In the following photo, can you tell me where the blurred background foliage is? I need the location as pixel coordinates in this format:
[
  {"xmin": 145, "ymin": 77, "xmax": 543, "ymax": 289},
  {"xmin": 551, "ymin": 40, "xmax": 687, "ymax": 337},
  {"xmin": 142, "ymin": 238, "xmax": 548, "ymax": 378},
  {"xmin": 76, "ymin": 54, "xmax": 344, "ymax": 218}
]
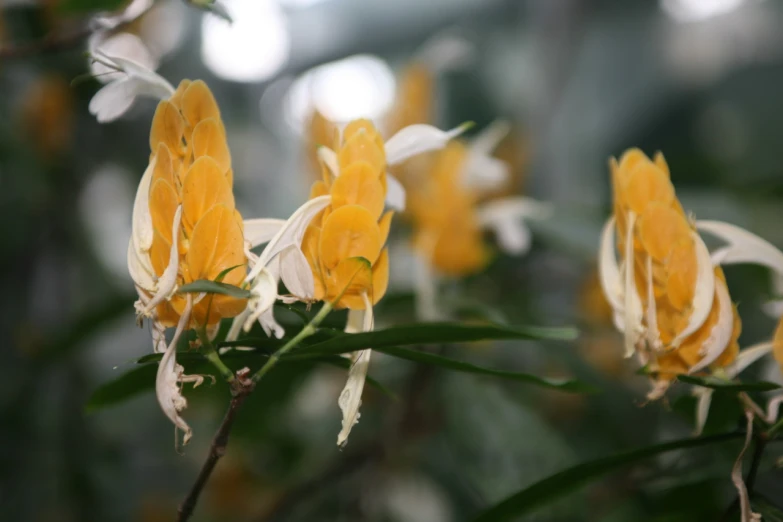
[{"xmin": 3, "ymin": 0, "xmax": 783, "ymax": 521}]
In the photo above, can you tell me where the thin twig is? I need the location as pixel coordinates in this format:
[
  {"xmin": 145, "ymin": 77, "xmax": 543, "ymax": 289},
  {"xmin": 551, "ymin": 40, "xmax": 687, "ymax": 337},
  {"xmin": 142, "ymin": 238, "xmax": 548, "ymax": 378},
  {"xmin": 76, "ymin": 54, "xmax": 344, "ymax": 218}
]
[{"xmin": 177, "ymin": 375, "xmax": 255, "ymax": 522}]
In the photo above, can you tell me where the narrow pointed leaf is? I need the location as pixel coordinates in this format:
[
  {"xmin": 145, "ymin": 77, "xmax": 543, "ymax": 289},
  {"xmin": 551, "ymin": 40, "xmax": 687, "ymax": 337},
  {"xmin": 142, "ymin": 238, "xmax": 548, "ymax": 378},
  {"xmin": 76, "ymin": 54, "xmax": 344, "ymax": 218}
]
[
  {"xmin": 677, "ymin": 375, "xmax": 781, "ymax": 392},
  {"xmin": 370, "ymin": 345, "xmax": 594, "ymax": 393},
  {"xmin": 221, "ymin": 322, "xmax": 578, "ymax": 356},
  {"xmin": 178, "ymin": 279, "xmax": 252, "ymax": 299},
  {"xmin": 472, "ymin": 433, "xmax": 744, "ymax": 522}
]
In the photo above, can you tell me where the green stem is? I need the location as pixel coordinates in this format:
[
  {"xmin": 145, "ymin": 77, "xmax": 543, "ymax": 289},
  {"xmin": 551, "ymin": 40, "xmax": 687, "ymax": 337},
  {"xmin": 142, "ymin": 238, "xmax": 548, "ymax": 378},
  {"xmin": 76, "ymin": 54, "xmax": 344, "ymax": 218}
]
[
  {"xmin": 197, "ymin": 327, "xmax": 235, "ymax": 383},
  {"xmin": 252, "ymin": 302, "xmax": 333, "ymax": 384}
]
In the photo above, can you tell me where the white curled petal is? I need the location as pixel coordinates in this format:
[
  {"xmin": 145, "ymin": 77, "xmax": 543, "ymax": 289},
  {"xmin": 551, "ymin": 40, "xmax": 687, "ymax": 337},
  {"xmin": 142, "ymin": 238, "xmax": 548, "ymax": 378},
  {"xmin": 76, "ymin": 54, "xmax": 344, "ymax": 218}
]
[
  {"xmin": 279, "ymin": 246, "xmax": 315, "ymax": 300},
  {"xmin": 318, "ymin": 147, "xmax": 339, "ymax": 177},
  {"xmin": 385, "ymin": 123, "xmax": 470, "ymax": 166},
  {"xmin": 142, "ymin": 206, "xmax": 182, "ymax": 314},
  {"xmin": 623, "ymin": 212, "xmax": 644, "ymax": 358},
  {"xmin": 671, "ymin": 232, "xmax": 716, "ymax": 347},
  {"xmin": 337, "ymin": 293, "xmax": 374, "ymax": 446},
  {"xmin": 384, "ymin": 173, "xmax": 406, "ymax": 212},
  {"xmin": 731, "ymin": 411, "xmax": 761, "ymax": 522},
  {"xmin": 765, "ymin": 394, "xmax": 783, "ymax": 424},
  {"xmin": 131, "ymin": 158, "xmax": 155, "ymax": 253},
  {"xmin": 244, "ymin": 267, "xmax": 279, "ymax": 332},
  {"xmin": 693, "ymin": 387, "xmax": 713, "ymax": 436},
  {"xmin": 243, "ymin": 218, "xmax": 286, "ymax": 248},
  {"xmin": 90, "ymin": 33, "xmax": 156, "ymax": 80},
  {"xmin": 697, "ymin": 220, "xmax": 783, "ymax": 275},
  {"xmin": 598, "ymin": 217, "xmax": 624, "ymax": 315},
  {"xmin": 226, "ymin": 308, "xmax": 251, "ymax": 343},
  {"xmin": 89, "ymin": 79, "xmax": 138, "ymax": 123},
  {"xmin": 689, "ymin": 278, "xmax": 734, "ymax": 373},
  {"xmin": 155, "ymin": 298, "xmax": 193, "ymax": 445},
  {"xmin": 127, "ymin": 239, "xmax": 156, "ymax": 292},
  {"xmin": 259, "ymin": 307, "xmax": 285, "ymax": 339},
  {"xmin": 416, "ymin": 33, "xmax": 475, "ymax": 73},
  {"xmin": 727, "ymin": 342, "xmax": 774, "ymax": 378},
  {"xmin": 247, "ymin": 196, "xmax": 331, "ymax": 282}
]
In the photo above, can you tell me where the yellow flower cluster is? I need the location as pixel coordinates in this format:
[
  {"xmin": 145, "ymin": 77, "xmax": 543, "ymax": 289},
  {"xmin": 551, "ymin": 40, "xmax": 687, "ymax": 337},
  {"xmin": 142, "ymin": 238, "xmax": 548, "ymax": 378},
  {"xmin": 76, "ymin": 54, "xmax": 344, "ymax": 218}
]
[
  {"xmin": 302, "ymin": 119, "xmax": 392, "ymax": 309},
  {"xmin": 146, "ymin": 80, "xmax": 247, "ymax": 327},
  {"xmin": 610, "ymin": 149, "xmax": 740, "ymax": 385}
]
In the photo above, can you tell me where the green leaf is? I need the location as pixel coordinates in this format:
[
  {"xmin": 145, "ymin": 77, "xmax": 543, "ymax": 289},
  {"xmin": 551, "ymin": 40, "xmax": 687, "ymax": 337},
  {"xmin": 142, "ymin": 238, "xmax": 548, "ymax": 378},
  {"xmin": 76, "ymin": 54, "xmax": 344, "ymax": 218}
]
[
  {"xmin": 677, "ymin": 375, "xmax": 781, "ymax": 392},
  {"xmin": 85, "ymin": 364, "xmax": 158, "ymax": 413},
  {"xmin": 372, "ymin": 345, "xmax": 594, "ymax": 393},
  {"xmin": 178, "ymin": 279, "xmax": 252, "ymax": 299},
  {"xmin": 215, "ymin": 264, "xmax": 243, "ymax": 283},
  {"xmin": 471, "ymin": 432, "xmax": 744, "ymax": 522},
  {"xmin": 58, "ymin": 0, "xmax": 126, "ymax": 14},
  {"xmin": 222, "ymin": 322, "xmax": 578, "ymax": 357}
]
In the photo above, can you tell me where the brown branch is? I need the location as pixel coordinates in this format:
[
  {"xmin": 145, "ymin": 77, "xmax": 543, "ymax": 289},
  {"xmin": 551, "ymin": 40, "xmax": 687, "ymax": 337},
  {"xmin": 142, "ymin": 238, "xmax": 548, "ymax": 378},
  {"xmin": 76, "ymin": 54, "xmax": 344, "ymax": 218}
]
[
  {"xmin": 177, "ymin": 375, "xmax": 255, "ymax": 522},
  {"xmin": 0, "ymin": 23, "xmax": 92, "ymax": 60}
]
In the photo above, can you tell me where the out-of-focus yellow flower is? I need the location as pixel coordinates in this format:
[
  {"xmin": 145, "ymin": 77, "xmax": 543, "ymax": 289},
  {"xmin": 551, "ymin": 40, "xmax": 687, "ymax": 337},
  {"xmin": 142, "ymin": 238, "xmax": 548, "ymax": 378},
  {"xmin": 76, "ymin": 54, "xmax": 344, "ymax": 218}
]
[
  {"xmin": 19, "ymin": 75, "xmax": 74, "ymax": 159},
  {"xmin": 600, "ymin": 148, "xmax": 741, "ymax": 396}
]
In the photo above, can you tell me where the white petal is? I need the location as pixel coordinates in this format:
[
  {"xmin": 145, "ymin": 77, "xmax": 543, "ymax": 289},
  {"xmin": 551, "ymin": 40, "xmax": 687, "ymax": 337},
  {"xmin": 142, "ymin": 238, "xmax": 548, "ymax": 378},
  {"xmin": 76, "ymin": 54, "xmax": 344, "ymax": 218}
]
[
  {"xmin": 470, "ymin": 120, "xmax": 511, "ymax": 156},
  {"xmin": 142, "ymin": 205, "xmax": 182, "ymax": 315},
  {"xmin": 131, "ymin": 158, "xmax": 155, "ymax": 253},
  {"xmin": 461, "ymin": 120, "xmax": 511, "ymax": 191},
  {"xmin": 623, "ymin": 212, "xmax": 643, "ymax": 358},
  {"xmin": 89, "ymin": 79, "xmax": 138, "ymax": 123},
  {"xmin": 416, "ymin": 32, "xmax": 475, "ymax": 73},
  {"xmin": 155, "ymin": 299, "xmax": 193, "ymax": 445},
  {"xmin": 477, "ymin": 197, "xmax": 553, "ymax": 255},
  {"xmin": 413, "ymin": 235, "xmax": 443, "ymax": 321},
  {"xmin": 337, "ymin": 293, "xmax": 374, "ymax": 446},
  {"xmin": 246, "ymin": 195, "xmax": 331, "ymax": 282},
  {"xmin": 127, "ymin": 239, "xmax": 155, "ymax": 292},
  {"xmin": 727, "ymin": 342, "xmax": 774, "ymax": 378},
  {"xmin": 731, "ymin": 411, "xmax": 761, "ymax": 522},
  {"xmin": 258, "ymin": 307, "xmax": 286, "ymax": 339},
  {"xmin": 693, "ymin": 387, "xmax": 713, "ymax": 436},
  {"xmin": 318, "ymin": 147, "xmax": 339, "ymax": 177},
  {"xmin": 226, "ymin": 308, "xmax": 251, "ymax": 342},
  {"xmin": 243, "ymin": 218, "xmax": 286, "ymax": 248},
  {"xmin": 462, "ymin": 154, "xmax": 509, "ymax": 192},
  {"xmin": 385, "ymin": 173, "xmax": 406, "ymax": 212},
  {"xmin": 689, "ymin": 277, "xmax": 735, "ymax": 373},
  {"xmin": 344, "ymin": 309, "xmax": 365, "ymax": 334},
  {"xmin": 90, "ymin": 32, "xmax": 156, "ymax": 82},
  {"xmin": 671, "ymin": 232, "xmax": 715, "ymax": 347},
  {"xmin": 243, "ymin": 267, "xmax": 280, "ymax": 333},
  {"xmin": 598, "ymin": 217, "xmax": 624, "ymax": 314},
  {"xmin": 385, "ymin": 123, "xmax": 470, "ymax": 166},
  {"xmin": 764, "ymin": 394, "xmax": 783, "ymax": 424},
  {"xmin": 698, "ymin": 220, "xmax": 783, "ymax": 275},
  {"xmin": 763, "ymin": 299, "xmax": 783, "ymax": 318},
  {"xmin": 279, "ymin": 246, "xmax": 315, "ymax": 300}
]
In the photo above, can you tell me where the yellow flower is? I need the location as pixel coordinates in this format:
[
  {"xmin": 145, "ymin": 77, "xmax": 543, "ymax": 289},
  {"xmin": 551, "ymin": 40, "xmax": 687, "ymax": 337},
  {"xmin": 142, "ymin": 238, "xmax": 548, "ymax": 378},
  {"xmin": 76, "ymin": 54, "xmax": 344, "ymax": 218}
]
[
  {"xmin": 127, "ymin": 79, "xmax": 247, "ymax": 444},
  {"xmin": 600, "ymin": 148, "xmax": 741, "ymax": 397}
]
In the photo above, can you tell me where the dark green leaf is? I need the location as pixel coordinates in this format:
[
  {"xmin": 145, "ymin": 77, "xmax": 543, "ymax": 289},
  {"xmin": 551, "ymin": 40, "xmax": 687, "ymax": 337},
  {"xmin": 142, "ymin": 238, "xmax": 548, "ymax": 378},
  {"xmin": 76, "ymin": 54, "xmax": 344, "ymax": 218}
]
[
  {"xmin": 677, "ymin": 375, "xmax": 781, "ymax": 392},
  {"xmin": 58, "ymin": 0, "xmax": 126, "ymax": 14},
  {"xmin": 85, "ymin": 364, "xmax": 157, "ymax": 413},
  {"xmin": 223, "ymin": 322, "xmax": 578, "ymax": 357},
  {"xmin": 471, "ymin": 433, "xmax": 744, "ymax": 522},
  {"xmin": 178, "ymin": 279, "xmax": 252, "ymax": 299},
  {"xmin": 372, "ymin": 345, "xmax": 594, "ymax": 393},
  {"xmin": 753, "ymin": 496, "xmax": 783, "ymax": 522},
  {"xmin": 215, "ymin": 264, "xmax": 244, "ymax": 282}
]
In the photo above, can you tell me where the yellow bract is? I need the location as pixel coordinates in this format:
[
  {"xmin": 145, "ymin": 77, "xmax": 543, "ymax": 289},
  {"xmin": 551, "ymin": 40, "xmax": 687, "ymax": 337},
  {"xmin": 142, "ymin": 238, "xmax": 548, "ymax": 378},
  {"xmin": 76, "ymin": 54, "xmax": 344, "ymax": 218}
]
[
  {"xmin": 147, "ymin": 80, "xmax": 246, "ymax": 327},
  {"xmin": 408, "ymin": 141, "xmax": 489, "ymax": 277},
  {"xmin": 303, "ymin": 119, "xmax": 391, "ymax": 309},
  {"xmin": 611, "ymin": 149, "xmax": 740, "ymax": 382}
]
